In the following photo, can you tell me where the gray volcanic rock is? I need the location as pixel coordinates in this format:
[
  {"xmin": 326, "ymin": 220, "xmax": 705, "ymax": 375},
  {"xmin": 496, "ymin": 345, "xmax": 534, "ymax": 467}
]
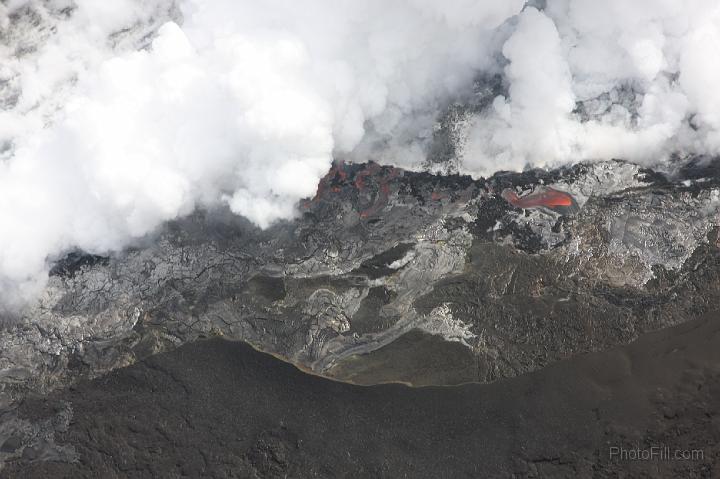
[
  {"xmin": 0, "ymin": 158, "xmax": 719, "ymax": 415},
  {"xmin": 4, "ymin": 3, "xmax": 720, "ymax": 476},
  {"xmin": 1, "ymin": 313, "xmax": 719, "ymax": 478}
]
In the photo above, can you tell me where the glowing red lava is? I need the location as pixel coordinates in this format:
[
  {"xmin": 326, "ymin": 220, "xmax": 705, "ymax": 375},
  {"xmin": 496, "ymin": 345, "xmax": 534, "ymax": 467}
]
[
  {"xmin": 501, "ymin": 187, "xmax": 576, "ymax": 212},
  {"xmin": 302, "ymin": 161, "xmax": 402, "ymax": 218}
]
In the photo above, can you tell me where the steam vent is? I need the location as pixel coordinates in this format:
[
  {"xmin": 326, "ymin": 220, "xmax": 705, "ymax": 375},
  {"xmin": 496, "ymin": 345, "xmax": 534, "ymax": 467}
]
[{"xmin": 1, "ymin": 1, "xmax": 720, "ymax": 477}]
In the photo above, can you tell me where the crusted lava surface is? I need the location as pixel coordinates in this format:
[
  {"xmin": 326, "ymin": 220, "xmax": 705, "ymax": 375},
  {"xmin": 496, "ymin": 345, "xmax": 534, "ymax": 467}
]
[{"xmin": 0, "ymin": 157, "xmax": 719, "ymax": 469}]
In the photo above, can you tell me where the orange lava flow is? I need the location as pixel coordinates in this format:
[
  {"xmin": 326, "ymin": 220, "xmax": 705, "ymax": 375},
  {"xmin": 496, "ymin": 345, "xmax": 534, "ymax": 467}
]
[
  {"xmin": 302, "ymin": 162, "xmax": 401, "ymax": 217},
  {"xmin": 501, "ymin": 187, "xmax": 574, "ymax": 209}
]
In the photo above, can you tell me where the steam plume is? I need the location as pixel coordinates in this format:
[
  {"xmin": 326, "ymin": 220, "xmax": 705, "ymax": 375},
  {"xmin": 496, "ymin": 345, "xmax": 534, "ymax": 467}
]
[{"xmin": 1, "ymin": 0, "xmax": 720, "ymax": 301}]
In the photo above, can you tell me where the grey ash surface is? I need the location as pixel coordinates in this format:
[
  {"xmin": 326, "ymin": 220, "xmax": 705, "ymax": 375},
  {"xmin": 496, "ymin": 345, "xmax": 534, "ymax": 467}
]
[{"xmin": 2, "ymin": 313, "xmax": 719, "ymax": 478}]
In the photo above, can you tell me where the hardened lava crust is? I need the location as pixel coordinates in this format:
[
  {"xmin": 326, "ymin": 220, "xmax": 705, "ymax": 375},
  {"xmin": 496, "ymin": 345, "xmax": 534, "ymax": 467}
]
[
  {"xmin": 0, "ymin": 157, "xmax": 718, "ymax": 472},
  {"xmin": 2, "ymin": 158, "xmax": 720, "ymax": 401}
]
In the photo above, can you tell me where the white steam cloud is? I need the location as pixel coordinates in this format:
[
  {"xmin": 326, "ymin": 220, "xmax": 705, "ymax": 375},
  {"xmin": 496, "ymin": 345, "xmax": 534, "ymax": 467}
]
[
  {"xmin": 1, "ymin": 0, "xmax": 720, "ymax": 301},
  {"xmin": 0, "ymin": 0, "xmax": 522, "ymax": 301},
  {"xmin": 462, "ymin": 1, "xmax": 720, "ymax": 175}
]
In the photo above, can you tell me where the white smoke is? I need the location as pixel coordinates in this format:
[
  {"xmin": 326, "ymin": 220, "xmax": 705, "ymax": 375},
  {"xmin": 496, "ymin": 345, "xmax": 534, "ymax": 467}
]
[
  {"xmin": 2, "ymin": 0, "xmax": 720, "ymax": 302},
  {"xmin": 461, "ymin": 1, "xmax": 720, "ymax": 175},
  {"xmin": 0, "ymin": 0, "xmax": 522, "ymax": 301}
]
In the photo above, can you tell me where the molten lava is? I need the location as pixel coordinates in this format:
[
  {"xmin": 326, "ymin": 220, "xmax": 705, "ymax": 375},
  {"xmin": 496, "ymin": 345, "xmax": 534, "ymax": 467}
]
[
  {"xmin": 302, "ymin": 161, "xmax": 402, "ymax": 218},
  {"xmin": 501, "ymin": 187, "xmax": 577, "ymax": 213}
]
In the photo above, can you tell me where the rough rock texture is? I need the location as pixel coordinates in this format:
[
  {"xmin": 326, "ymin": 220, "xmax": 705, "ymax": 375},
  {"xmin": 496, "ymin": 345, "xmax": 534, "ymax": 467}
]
[
  {"xmin": 1, "ymin": 158, "xmax": 720, "ymax": 403},
  {"xmin": 4, "ymin": 3, "xmax": 720, "ymax": 398},
  {"xmin": 4, "ymin": 4, "xmax": 720, "ymax": 476},
  {"xmin": 0, "ymin": 157, "xmax": 720, "ymax": 469},
  {"xmin": 1, "ymin": 313, "xmax": 718, "ymax": 478}
]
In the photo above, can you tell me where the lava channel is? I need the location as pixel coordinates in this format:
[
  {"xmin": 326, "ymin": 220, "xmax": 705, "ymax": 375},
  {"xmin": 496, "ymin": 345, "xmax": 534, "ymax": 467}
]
[{"xmin": 501, "ymin": 187, "xmax": 579, "ymax": 215}]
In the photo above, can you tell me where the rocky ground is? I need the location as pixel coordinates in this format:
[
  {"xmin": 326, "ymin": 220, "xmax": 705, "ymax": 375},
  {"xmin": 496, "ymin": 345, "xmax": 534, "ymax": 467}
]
[
  {"xmin": 4, "ymin": 4, "xmax": 720, "ymax": 477},
  {"xmin": 0, "ymin": 151, "xmax": 720, "ymax": 473},
  {"xmin": 2, "ymin": 157, "xmax": 720, "ymax": 397},
  {"xmin": 0, "ymin": 312, "xmax": 717, "ymax": 478}
]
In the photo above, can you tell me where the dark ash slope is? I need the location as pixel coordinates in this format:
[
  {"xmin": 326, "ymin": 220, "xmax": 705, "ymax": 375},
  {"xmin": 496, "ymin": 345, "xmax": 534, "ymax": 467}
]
[{"xmin": 3, "ymin": 313, "xmax": 719, "ymax": 478}]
